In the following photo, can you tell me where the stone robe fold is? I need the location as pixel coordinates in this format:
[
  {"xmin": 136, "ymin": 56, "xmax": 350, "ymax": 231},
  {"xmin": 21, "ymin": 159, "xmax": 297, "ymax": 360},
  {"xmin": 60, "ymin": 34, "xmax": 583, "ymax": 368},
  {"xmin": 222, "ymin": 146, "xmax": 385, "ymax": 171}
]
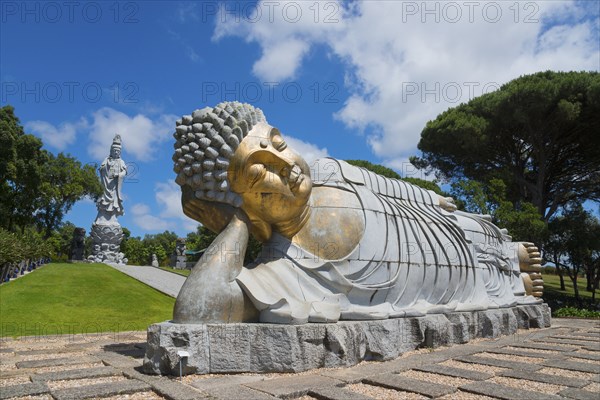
[{"xmin": 237, "ymin": 159, "xmax": 533, "ymax": 324}]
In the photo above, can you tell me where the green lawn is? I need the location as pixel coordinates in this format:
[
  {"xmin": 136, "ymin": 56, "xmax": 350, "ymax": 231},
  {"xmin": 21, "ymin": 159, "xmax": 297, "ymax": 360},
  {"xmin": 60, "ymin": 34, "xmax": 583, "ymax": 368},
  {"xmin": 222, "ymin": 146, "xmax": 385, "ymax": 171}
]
[
  {"xmin": 541, "ymin": 273, "xmax": 599, "ymax": 316},
  {"xmin": 543, "ymin": 273, "xmax": 596, "ymax": 300},
  {"xmin": 0, "ymin": 263, "xmax": 175, "ymax": 337},
  {"xmin": 159, "ymin": 266, "xmax": 191, "ymax": 277}
]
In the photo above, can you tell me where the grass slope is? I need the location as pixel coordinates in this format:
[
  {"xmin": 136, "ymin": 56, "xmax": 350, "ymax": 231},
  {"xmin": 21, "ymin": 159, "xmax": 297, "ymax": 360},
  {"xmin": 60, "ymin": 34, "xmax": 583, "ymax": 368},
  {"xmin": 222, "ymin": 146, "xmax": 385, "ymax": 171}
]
[
  {"xmin": 543, "ymin": 274, "xmax": 595, "ymax": 299},
  {"xmin": 0, "ymin": 263, "xmax": 174, "ymax": 337},
  {"xmin": 159, "ymin": 266, "xmax": 191, "ymax": 277}
]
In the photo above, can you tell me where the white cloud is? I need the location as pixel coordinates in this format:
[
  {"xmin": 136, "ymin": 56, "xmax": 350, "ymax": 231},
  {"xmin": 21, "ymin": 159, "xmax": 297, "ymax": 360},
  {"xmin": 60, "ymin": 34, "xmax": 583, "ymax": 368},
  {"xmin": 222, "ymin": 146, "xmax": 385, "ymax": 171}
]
[
  {"xmin": 87, "ymin": 107, "xmax": 177, "ymax": 162},
  {"xmin": 214, "ymin": 0, "xmax": 599, "ymax": 161},
  {"xmin": 155, "ymin": 180, "xmax": 198, "ymax": 232},
  {"xmin": 285, "ymin": 136, "xmax": 329, "ymax": 165},
  {"xmin": 130, "ymin": 182, "xmax": 198, "ymax": 234},
  {"xmin": 131, "ymin": 202, "xmax": 172, "ymax": 232},
  {"xmin": 26, "ymin": 118, "xmax": 86, "ymax": 150},
  {"xmin": 27, "ymin": 108, "xmax": 178, "ymax": 162},
  {"xmin": 253, "ymin": 39, "xmax": 310, "ymax": 81},
  {"xmin": 213, "ymin": 0, "xmax": 344, "ymax": 81}
]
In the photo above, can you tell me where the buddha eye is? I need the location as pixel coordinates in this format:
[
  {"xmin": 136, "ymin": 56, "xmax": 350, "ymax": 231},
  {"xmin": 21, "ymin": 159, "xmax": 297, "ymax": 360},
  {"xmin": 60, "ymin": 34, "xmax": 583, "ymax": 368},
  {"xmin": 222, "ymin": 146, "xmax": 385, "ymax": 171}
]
[{"xmin": 270, "ymin": 130, "xmax": 287, "ymax": 152}]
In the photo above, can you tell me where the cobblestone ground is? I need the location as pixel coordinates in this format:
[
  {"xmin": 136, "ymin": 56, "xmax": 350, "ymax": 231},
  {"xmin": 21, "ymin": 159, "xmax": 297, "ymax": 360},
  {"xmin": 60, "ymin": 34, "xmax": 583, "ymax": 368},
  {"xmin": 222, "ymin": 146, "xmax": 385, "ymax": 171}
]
[{"xmin": 0, "ymin": 318, "xmax": 598, "ymax": 400}]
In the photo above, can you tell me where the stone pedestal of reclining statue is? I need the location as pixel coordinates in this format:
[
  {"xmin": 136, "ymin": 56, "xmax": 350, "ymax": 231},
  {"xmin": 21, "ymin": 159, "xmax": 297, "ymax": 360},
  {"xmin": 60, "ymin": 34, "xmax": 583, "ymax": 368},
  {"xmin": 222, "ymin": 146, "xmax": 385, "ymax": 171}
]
[{"xmin": 144, "ymin": 102, "xmax": 548, "ymax": 375}]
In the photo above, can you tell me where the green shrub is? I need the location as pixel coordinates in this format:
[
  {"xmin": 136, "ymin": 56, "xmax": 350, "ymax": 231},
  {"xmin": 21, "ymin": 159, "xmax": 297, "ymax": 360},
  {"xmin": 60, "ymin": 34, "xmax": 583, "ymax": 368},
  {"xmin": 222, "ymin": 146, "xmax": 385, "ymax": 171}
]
[{"xmin": 554, "ymin": 307, "xmax": 600, "ymax": 318}]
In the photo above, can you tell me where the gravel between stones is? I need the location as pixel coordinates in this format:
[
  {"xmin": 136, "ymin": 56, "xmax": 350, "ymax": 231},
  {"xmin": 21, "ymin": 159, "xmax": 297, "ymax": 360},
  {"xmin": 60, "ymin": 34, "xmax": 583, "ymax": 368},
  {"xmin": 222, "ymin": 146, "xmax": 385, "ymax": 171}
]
[
  {"xmin": 479, "ymin": 352, "xmax": 545, "ymax": 364},
  {"xmin": 87, "ymin": 391, "xmax": 165, "ymax": 399},
  {"xmin": 400, "ymin": 369, "xmax": 472, "ymax": 388},
  {"xmin": 18, "ymin": 352, "xmax": 87, "ymax": 362},
  {"xmin": 502, "ymin": 346, "xmax": 563, "ymax": 355},
  {"xmin": 439, "ymin": 360, "xmax": 507, "ymax": 374},
  {"xmin": 32, "ymin": 362, "xmax": 104, "ymax": 374},
  {"xmin": 489, "ymin": 376, "xmax": 565, "ymax": 395},
  {"xmin": 437, "ymin": 390, "xmax": 496, "ymax": 400},
  {"xmin": 0, "ymin": 375, "xmax": 31, "ymax": 387},
  {"xmin": 347, "ymin": 383, "xmax": 427, "ymax": 399},
  {"xmin": 577, "ymin": 348, "xmax": 600, "ymax": 354},
  {"xmin": 46, "ymin": 376, "xmax": 128, "ymax": 390},
  {"xmin": 583, "ymin": 382, "xmax": 600, "ymax": 392},
  {"xmin": 568, "ymin": 357, "xmax": 599, "ymax": 364},
  {"xmin": 538, "ymin": 367, "xmax": 598, "ymax": 380}
]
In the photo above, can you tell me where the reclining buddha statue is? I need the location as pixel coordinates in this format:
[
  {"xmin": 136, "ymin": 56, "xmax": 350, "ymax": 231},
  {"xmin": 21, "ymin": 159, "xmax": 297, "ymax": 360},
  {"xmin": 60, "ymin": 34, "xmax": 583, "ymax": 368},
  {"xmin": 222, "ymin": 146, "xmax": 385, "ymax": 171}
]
[{"xmin": 171, "ymin": 102, "xmax": 543, "ymax": 325}]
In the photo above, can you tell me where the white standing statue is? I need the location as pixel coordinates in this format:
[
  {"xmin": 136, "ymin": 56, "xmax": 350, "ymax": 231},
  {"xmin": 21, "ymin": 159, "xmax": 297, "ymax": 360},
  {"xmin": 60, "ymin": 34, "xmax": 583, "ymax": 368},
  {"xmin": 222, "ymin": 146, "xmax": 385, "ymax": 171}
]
[{"xmin": 88, "ymin": 135, "xmax": 128, "ymax": 264}]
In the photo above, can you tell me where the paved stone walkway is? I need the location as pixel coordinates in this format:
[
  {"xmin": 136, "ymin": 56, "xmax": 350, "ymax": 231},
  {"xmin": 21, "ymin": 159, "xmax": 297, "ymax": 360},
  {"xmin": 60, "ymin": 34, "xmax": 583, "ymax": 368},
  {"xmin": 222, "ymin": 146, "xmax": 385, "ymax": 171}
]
[
  {"xmin": 0, "ymin": 318, "xmax": 598, "ymax": 400},
  {"xmin": 107, "ymin": 264, "xmax": 185, "ymax": 298}
]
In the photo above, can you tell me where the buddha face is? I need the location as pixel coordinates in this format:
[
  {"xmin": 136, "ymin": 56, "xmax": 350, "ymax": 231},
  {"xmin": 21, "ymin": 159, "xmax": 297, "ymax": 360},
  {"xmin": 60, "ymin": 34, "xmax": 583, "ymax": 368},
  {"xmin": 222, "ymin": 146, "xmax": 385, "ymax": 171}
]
[
  {"xmin": 110, "ymin": 147, "xmax": 121, "ymax": 159},
  {"xmin": 228, "ymin": 122, "xmax": 312, "ymax": 227}
]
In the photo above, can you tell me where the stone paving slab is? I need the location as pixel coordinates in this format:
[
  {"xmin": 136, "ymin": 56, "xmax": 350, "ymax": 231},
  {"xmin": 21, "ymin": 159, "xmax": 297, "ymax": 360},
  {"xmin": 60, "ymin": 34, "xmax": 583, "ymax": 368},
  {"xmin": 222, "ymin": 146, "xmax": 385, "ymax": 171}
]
[
  {"xmin": 551, "ymin": 335, "xmax": 600, "ymax": 342},
  {"xmin": 582, "ymin": 345, "xmax": 599, "ymax": 352},
  {"xmin": 570, "ymin": 352, "xmax": 600, "ymax": 361},
  {"xmin": 488, "ymin": 346, "xmax": 564, "ymax": 359},
  {"xmin": 0, "ymin": 381, "xmax": 49, "ymax": 400},
  {"xmin": 31, "ymin": 366, "xmax": 119, "ymax": 382},
  {"xmin": 191, "ymin": 375, "xmax": 266, "ymax": 391},
  {"xmin": 51, "ymin": 379, "xmax": 151, "ymax": 400},
  {"xmin": 454, "ymin": 354, "xmax": 542, "ymax": 371},
  {"xmin": 123, "ymin": 368, "xmax": 209, "ymax": 400},
  {"xmin": 0, "ymin": 348, "xmax": 14, "ymax": 354},
  {"xmin": 244, "ymin": 375, "xmax": 343, "ymax": 398},
  {"xmin": 15, "ymin": 347, "xmax": 88, "ymax": 356},
  {"xmin": 15, "ymin": 355, "xmax": 99, "ymax": 369},
  {"xmin": 363, "ymin": 374, "xmax": 456, "ymax": 398},
  {"xmin": 559, "ymin": 387, "xmax": 600, "ymax": 400},
  {"xmin": 308, "ymin": 386, "xmax": 374, "ymax": 400},
  {"xmin": 317, "ymin": 365, "xmax": 392, "ymax": 383},
  {"xmin": 97, "ymin": 351, "xmax": 143, "ymax": 368},
  {"xmin": 202, "ymin": 385, "xmax": 278, "ymax": 399},
  {"xmin": 498, "ymin": 368, "xmax": 589, "ymax": 388},
  {"xmin": 460, "ymin": 381, "xmax": 564, "ymax": 400},
  {"xmin": 569, "ymin": 332, "xmax": 600, "ymax": 338},
  {"xmin": 413, "ymin": 363, "xmax": 493, "ymax": 380},
  {"xmin": 539, "ymin": 338, "xmax": 600, "ymax": 349},
  {"xmin": 542, "ymin": 359, "xmax": 600, "ymax": 374},
  {"xmin": 508, "ymin": 342, "xmax": 576, "ymax": 352}
]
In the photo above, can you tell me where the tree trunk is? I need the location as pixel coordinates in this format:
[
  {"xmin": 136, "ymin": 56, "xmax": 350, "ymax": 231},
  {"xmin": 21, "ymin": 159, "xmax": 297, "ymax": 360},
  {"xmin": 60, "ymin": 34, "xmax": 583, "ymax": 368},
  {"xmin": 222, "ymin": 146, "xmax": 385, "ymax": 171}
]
[
  {"xmin": 553, "ymin": 255, "xmax": 566, "ymax": 291},
  {"xmin": 558, "ymin": 268, "xmax": 566, "ymax": 291},
  {"xmin": 585, "ymin": 269, "xmax": 593, "ymax": 291},
  {"xmin": 592, "ymin": 264, "xmax": 600, "ymax": 303},
  {"xmin": 570, "ymin": 275, "xmax": 582, "ymax": 308}
]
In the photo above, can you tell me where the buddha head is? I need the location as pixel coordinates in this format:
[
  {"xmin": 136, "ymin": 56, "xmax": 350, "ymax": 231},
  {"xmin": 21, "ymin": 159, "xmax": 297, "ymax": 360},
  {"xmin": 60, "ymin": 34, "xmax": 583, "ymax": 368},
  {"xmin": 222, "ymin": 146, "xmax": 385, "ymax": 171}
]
[
  {"xmin": 110, "ymin": 135, "xmax": 122, "ymax": 159},
  {"xmin": 173, "ymin": 102, "xmax": 312, "ymax": 241}
]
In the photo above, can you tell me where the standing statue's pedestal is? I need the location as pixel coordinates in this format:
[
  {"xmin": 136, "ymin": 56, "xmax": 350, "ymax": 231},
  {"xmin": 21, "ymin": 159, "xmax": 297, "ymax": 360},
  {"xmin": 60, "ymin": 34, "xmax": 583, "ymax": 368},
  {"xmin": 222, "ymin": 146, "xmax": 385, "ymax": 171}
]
[
  {"xmin": 89, "ymin": 223, "xmax": 127, "ymax": 264},
  {"xmin": 143, "ymin": 304, "xmax": 551, "ymax": 376}
]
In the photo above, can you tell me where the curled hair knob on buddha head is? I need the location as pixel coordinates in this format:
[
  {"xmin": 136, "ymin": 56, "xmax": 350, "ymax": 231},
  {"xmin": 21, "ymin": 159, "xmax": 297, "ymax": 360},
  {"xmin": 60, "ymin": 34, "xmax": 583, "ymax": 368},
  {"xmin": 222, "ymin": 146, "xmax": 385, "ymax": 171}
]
[{"xmin": 172, "ymin": 102, "xmax": 267, "ymax": 208}]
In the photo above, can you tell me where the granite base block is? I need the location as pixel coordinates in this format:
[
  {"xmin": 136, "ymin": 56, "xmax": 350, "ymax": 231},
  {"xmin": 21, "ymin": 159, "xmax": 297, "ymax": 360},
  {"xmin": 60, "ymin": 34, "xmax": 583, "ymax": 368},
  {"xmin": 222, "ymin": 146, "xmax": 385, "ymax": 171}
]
[{"xmin": 143, "ymin": 304, "xmax": 551, "ymax": 376}]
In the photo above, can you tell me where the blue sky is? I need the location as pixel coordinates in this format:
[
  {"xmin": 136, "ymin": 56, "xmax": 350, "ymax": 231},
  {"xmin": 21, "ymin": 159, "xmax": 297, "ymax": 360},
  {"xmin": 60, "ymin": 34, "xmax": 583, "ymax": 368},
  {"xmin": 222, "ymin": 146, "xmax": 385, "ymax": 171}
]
[{"xmin": 2, "ymin": 0, "xmax": 599, "ymax": 238}]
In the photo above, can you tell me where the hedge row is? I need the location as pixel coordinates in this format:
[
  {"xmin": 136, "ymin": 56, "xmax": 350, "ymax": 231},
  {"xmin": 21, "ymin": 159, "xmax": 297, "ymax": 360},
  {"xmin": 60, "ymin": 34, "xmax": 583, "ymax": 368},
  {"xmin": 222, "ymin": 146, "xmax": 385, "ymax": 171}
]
[{"xmin": 0, "ymin": 228, "xmax": 52, "ymax": 265}]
